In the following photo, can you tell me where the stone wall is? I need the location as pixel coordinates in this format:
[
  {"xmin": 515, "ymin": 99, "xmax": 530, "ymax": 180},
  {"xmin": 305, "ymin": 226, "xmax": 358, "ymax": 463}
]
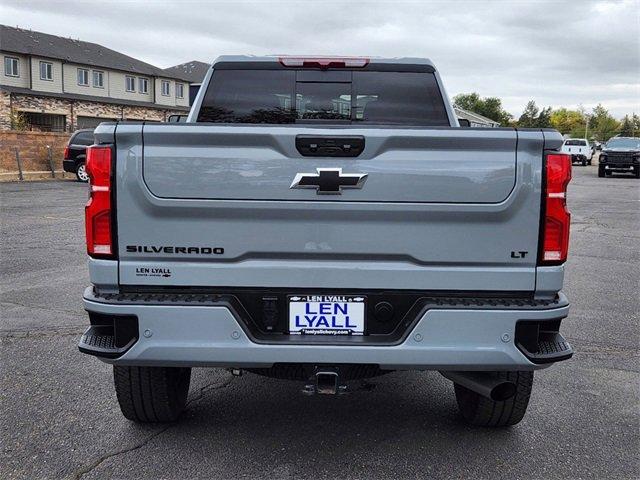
[
  {"xmin": 0, "ymin": 91, "xmax": 187, "ymax": 132},
  {"xmin": 74, "ymin": 100, "xmax": 123, "ymax": 127},
  {"xmin": 0, "ymin": 131, "xmax": 70, "ymax": 177},
  {"xmin": 0, "ymin": 91, "xmax": 11, "ymax": 130},
  {"xmin": 0, "ymin": 91, "xmax": 189, "ymax": 179},
  {"xmin": 122, "ymin": 105, "xmax": 166, "ymax": 121}
]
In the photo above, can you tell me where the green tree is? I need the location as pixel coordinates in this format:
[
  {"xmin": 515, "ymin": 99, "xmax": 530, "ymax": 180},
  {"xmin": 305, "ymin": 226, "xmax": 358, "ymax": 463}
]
[
  {"xmin": 588, "ymin": 104, "xmax": 620, "ymax": 142},
  {"xmin": 592, "ymin": 117, "xmax": 620, "ymax": 142},
  {"xmin": 453, "ymin": 93, "xmax": 513, "ymax": 126},
  {"xmin": 518, "ymin": 101, "xmax": 553, "ymax": 128},
  {"xmin": 550, "ymin": 108, "xmax": 585, "ymax": 135},
  {"xmin": 536, "ymin": 107, "xmax": 553, "ymax": 128},
  {"xmin": 632, "ymin": 114, "xmax": 640, "ymax": 136},
  {"xmin": 588, "ymin": 104, "xmax": 607, "ymax": 129},
  {"xmin": 518, "ymin": 101, "xmax": 539, "ymax": 127},
  {"xmin": 619, "ymin": 114, "xmax": 640, "ymax": 137},
  {"xmin": 619, "ymin": 115, "xmax": 634, "ymax": 136}
]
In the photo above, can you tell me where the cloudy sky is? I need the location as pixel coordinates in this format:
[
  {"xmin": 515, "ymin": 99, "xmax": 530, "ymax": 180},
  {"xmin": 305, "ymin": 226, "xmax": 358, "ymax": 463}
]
[{"xmin": 2, "ymin": 0, "xmax": 639, "ymax": 118}]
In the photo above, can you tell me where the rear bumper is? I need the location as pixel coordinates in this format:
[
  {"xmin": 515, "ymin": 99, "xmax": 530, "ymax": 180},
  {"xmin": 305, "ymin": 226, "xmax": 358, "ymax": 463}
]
[
  {"xmin": 62, "ymin": 159, "xmax": 76, "ymax": 172},
  {"xmin": 80, "ymin": 287, "xmax": 571, "ymax": 371}
]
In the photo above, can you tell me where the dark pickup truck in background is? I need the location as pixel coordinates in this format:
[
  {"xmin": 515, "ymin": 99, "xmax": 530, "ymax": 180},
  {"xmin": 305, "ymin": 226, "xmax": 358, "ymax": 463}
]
[{"xmin": 598, "ymin": 137, "xmax": 640, "ymax": 178}]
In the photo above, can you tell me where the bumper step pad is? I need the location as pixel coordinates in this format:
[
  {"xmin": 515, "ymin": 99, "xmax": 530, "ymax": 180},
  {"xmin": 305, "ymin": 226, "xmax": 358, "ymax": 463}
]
[
  {"xmin": 90, "ymin": 288, "xmax": 567, "ymax": 310},
  {"xmin": 79, "ymin": 325, "xmax": 136, "ymax": 359},
  {"xmin": 517, "ymin": 331, "xmax": 573, "ymax": 364}
]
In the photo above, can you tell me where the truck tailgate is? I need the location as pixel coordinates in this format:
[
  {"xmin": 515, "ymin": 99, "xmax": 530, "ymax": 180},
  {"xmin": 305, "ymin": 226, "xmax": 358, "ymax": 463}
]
[
  {"xmin": 112, "ymin": 124, "xmax": 545, "ymax": 291},
  {"xmin": 141, "ymin": 125, "xmax": 516, "ymax": 203}
]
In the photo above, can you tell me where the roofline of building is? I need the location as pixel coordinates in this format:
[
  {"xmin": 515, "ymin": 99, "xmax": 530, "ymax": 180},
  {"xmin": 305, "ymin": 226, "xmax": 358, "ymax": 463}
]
[
  {"xmin": 1, "ymin": 85, "xmax": 190, "ymax": 111},
  {"xmin": 0, "ymin": 48, "xmax": 191, "ymax": 83},
  {"xmin": 162, "ymin": 60, "xmax": 210, "ymax": 83}
]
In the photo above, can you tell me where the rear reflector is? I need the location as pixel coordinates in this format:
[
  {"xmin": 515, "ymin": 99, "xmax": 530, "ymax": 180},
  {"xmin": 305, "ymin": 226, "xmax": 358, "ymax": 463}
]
[
  {"xmin": 541, "ymin": 153, "xmax": 571, "ymax": 264},
  {"xmin": 278, "ymin": 56, "xmax": 369, "ymax": 69},
  {"xmin": 85, "ymin": 145, "xmax": 114, "ymax": 257}
]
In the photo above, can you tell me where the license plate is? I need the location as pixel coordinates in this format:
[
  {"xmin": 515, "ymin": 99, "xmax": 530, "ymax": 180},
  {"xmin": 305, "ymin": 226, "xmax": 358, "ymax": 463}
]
[{"xmin": 289, "ymin": 295, "xmax": 366, "ymax": 335}]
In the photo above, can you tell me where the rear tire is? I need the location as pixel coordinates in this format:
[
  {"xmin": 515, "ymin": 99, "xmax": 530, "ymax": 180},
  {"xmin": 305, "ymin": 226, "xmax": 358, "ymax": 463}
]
[
  {"xmin": 453, "ymin": 371, "xmax": 533, "ymax": 427},
  {"xmin": 581, "ymin": 159, "xmax": 586, "ymax": 166},
  {"xmin": 113, "ymin": 366, "xmax": 191, "ymax": 423},
  {"xmin": 75, "ymin": 162, "xmax": 89, "ymax": 182},
  {"xmin": 634, "ymin": 167, "xmax": 639, "ymax": 178},
  {"xmin": 598, "ymin": 166, "xmax": 605, "ymax": 177}
]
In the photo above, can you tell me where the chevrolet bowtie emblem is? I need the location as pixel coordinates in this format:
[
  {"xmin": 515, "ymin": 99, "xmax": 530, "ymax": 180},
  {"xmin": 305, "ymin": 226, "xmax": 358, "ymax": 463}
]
[{"xmin": 290, "ymin": 168, "xmax": 368, "ymax": 195}]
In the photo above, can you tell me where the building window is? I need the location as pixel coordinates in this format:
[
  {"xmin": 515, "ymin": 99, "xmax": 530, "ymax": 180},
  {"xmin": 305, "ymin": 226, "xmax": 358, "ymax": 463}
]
[
  {"xmin": 138, "ymin": 77, "xmax": 148, "ymax": 94},
  {"xmin": 4, "ymin": 56, "xmax": 19, "ymax": 77},
  {"xmin": 125, "ymin": 75, "xmax": 135, "ymax": 92},
  {"xmin": 22, "ymin": 112, "xmax": 67, "ymax": 132},
  {"xmin": 176, "ymin": 83, "xmax": 184, "ymax": 99},
  {"xmin": 77, "ymin": 68, "xmax": 89, "ymax": 86},
  {"xmin": 93, "ymin": 70, "xmax": 104, "ymax": 88},
  {"xmin": 161, "ymin": 80, "xmax": 170, "ymax": 96},
  {"xmin": 40, "ymin": 61, "xmax": 53, "ymax": 81}
]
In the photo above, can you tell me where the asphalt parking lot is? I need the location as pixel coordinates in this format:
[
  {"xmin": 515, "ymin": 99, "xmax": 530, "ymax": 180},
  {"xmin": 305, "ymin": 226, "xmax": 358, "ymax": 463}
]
[{"xmin": 1, "ymin": 166, "xmax": 638, "ymax": 480}]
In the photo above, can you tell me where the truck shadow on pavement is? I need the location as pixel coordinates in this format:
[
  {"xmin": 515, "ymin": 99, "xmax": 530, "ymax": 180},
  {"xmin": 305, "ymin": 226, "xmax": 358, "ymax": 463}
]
[{"xmin": 106, "ymin": 368, "xmax": 522, "ymax": 477}]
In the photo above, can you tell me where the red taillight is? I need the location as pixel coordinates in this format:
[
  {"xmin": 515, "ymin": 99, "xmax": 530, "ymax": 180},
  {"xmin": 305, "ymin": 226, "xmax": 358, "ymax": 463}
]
[
  {"xmin": 541, "ymin": 153, "xmax": 572, "ymax": 264},
  {"xmin": 278, "ymin": 56, "xmax": 369, "ymax": 69},
  {"xmin": 85, "ymin": 145, "xmax": 113, "ymax": 257},
  {"xmin": 63, "ymin": 146, "xmax": 70, "ymax": 160}
]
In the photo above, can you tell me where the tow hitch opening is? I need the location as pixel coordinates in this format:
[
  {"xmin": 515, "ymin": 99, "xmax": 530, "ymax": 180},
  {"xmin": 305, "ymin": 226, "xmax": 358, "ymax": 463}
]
[
  {"xmin": 302, "ymin": 367, "xmax": 349, "ymax": 395},
  {"xmin": 316, "ymin": 370, "xmax": 339, "ymax": 394}
]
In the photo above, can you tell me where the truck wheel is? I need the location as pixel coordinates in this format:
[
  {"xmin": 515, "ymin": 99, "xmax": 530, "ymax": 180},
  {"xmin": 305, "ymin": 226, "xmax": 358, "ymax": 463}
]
[
  {"xmin": 581, "ymin": 159, "xmax": 586, "ymax": 166},
  {"xmin": 453, "ymin": 371, "xmax": 533, "ymax": 427},
  {"xmin": 75, "ymin": 162, "xmax": 89, "ymax": 182},
  {"xmin": 113, "ymin": 366, "xmax": 191, "ymax": 423},
  {"xmin": 634, "ymin": 167, "xmax": 639, "ymax": 178},
  {"xmin": 598, "ymin": 166, "xmax": 605, "ymax": 178}
]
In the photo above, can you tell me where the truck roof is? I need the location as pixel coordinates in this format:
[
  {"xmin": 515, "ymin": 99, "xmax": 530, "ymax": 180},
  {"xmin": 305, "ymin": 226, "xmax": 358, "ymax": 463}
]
[{"xmin": 211, "ymin": 55, "xmax": 437, "ymax": 69}]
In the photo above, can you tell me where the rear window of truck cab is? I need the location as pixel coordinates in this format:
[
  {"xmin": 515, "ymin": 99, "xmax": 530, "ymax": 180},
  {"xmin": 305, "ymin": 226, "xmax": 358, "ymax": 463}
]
[
  {"xmin": 196, "ymin": 69, "xmax": 450, "ymax": 126},
  {"xmin": 564, "ymin": 140, "xmax": 587, "ymax": 146}
]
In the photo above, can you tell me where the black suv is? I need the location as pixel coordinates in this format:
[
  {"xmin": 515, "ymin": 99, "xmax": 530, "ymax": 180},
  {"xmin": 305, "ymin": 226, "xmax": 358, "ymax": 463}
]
[
  {"xmin": 63, "ymin": 129, "xmax": 94, "ymax": 182},
  {"xmin": 598, "ymin": 137, "xmax": 640, "ymax": 178}
]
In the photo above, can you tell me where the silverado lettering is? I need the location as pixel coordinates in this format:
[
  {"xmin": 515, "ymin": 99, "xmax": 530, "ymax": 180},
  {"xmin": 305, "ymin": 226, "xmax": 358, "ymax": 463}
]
[{"xmin": 126, "ymin": 245, "xmax": 224, "ymax": 254}]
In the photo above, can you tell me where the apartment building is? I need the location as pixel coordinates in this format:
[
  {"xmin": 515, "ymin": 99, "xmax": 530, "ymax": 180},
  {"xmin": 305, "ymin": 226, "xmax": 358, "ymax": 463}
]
[
  {"xmin": 0, "ymin": 25, "xmax": 191, "ymax": 132},
  {"xmin": 163, "ymin": 60, "xmax": 210, "ymax": 105}
]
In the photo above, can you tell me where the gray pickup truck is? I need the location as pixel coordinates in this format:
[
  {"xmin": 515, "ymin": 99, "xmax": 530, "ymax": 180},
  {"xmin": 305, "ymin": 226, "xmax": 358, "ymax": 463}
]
[{"xmin": 79, "ymin": 56, "xmax": 573, "ymax": 427}]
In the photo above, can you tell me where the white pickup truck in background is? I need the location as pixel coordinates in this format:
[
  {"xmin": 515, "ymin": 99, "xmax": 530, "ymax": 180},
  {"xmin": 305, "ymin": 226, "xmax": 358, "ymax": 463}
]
[{"xmin": 561, "ymin": 138, "xmax": 593, "ymax": 166}]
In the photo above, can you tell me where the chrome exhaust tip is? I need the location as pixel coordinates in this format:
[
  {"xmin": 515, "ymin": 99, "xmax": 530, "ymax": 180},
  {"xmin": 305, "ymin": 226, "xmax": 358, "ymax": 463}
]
[{"xmin": 440, "ymin": 371, "xmax": 517, "ymax": 401}]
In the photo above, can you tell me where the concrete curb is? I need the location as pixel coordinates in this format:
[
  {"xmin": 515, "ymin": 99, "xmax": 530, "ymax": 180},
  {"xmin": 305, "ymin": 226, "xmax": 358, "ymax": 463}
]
[{"xmin": 0, "ymin": 170, "xmax": 75, "ymax": 182}]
